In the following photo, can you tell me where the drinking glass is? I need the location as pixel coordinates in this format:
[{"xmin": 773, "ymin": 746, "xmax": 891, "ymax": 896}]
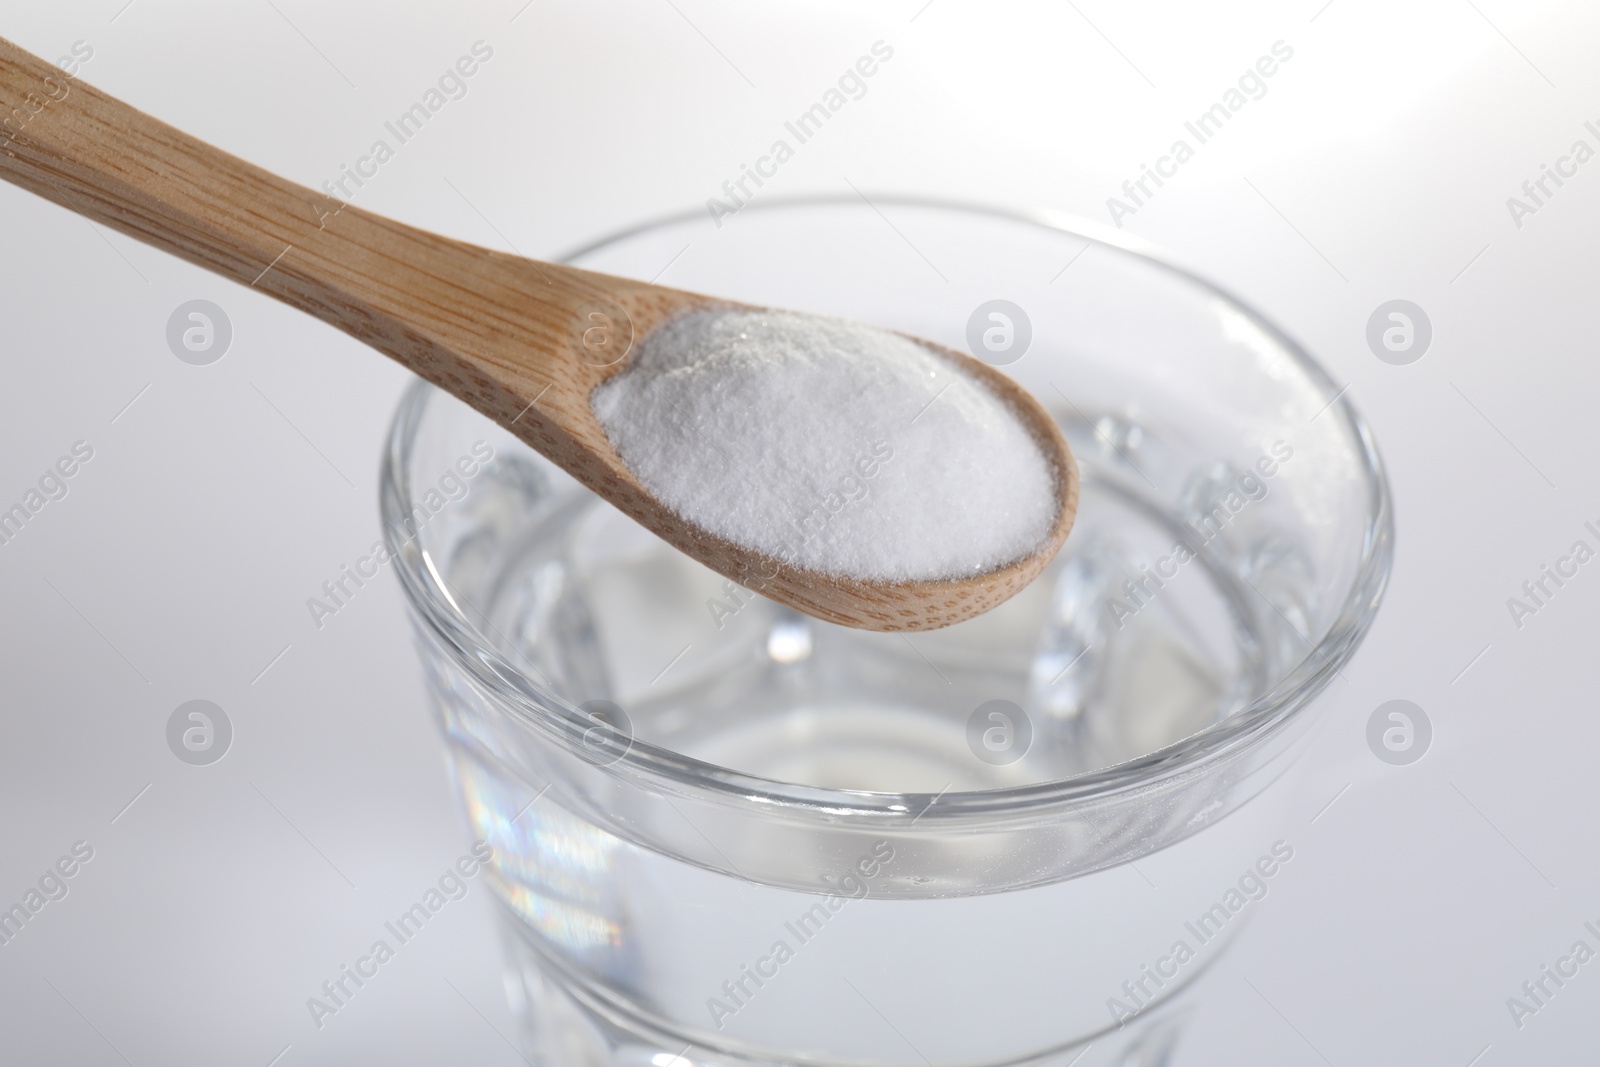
[{"xmin": 381, "ymin": 198, "xmax": 1393, "ymax": 1065}]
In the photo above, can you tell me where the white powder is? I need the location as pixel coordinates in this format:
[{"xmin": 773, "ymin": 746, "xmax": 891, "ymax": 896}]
[{"xmin": 590, "ymin": 309, "xmax": 1058, "ymax": 582}]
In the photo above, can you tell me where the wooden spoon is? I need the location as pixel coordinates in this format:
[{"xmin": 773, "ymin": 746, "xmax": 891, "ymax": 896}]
[{"xmin": 0, "ymin": 37, "xmax": 1077, "ymax": 631}]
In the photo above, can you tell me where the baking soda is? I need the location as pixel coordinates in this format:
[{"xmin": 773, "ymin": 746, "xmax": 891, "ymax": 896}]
[{"xmin": 590, "ymin": 309, "xmax": 1057, "ymax": 582}]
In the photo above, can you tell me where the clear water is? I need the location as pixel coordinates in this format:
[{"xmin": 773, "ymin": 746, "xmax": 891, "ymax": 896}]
[{"xmin": 461, "ymin": 409, "xmax": 1295, "ymax": 796}]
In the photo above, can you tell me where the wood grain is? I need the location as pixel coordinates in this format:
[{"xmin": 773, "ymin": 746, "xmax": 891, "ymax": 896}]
[{"xmin": 0, "ymin": 36, "xmax": 1077, "ymax": 631}]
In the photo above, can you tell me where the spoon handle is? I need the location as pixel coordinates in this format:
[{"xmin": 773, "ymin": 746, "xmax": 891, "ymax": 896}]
[
  {"xmin": 0, "ymin": 35, "xmax": 602, "ymax": 398},
  {"xmin": 0, "ymin": 38, "xmax": 376, "ymax": 301}
]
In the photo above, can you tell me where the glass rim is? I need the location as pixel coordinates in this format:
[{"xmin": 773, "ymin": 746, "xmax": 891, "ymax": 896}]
[{"xmin": 382, "ymin": 193, "xmax": 1395, "ymax": 820}]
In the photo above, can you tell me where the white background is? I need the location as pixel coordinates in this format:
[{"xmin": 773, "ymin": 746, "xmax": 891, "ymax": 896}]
[{"xmin": 1, "ymin": 1, "xmax": 1597, "ymax": 1063}]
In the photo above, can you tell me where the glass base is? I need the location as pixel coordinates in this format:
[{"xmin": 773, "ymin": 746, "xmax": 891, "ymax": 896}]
[{"xmin": 497, "ymin": 901, "xmax": 1196, "ymax": 1067}]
